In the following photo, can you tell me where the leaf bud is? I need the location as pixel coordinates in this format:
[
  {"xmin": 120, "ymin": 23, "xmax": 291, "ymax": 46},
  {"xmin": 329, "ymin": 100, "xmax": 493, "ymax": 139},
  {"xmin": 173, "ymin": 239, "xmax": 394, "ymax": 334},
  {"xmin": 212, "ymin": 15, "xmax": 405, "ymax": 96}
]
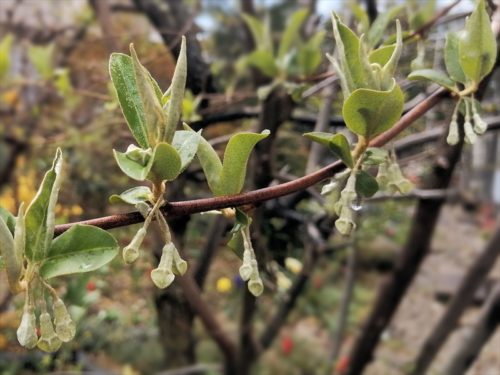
[
  {"xmin": 17, "ymin": 306, "xmax": 37, "ymax": 349},
  {"xmin": 53, "ymin": 298, "xmax": 76, "ymax": 342},
  {"xmin": 37, "ymin": 312, "xmax": 62, "ymax": 352}
]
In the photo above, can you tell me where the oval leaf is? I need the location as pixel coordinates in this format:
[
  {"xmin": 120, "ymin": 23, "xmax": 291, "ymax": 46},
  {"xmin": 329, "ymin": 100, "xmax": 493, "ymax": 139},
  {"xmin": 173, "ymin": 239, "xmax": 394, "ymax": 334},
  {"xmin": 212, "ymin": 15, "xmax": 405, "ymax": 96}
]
[
  {"xmin": 113, "ymin": 149, "xmax": 150, "ymax": 181},
  {"xmin": 147, "ymin": 142, "xmax": 182, "ymax": 183},
  {"xmin": 355, "ymin": 170, "xmax": 379, "ymax": 197},
  {"xmin": 109, "ymin": 53, "xmax": 149, "ymax": 148},
  {"xmin": 172, "ymin": 129, "xmax": 201, "ymax": 173},
  {"xmin": 40, "ymin": 225, "xmax": 118, "ymax": 279},
  {"xmin": 369, "ymin": 44, "xmax": 396, "ymax": 66},
  {"xmin": 217, "ymin": 130, "xmax": 270, "ymax": 196},
  {"xmin": 445, "ymin": 32, "xmax": 467, "ymax": 84},
  {"xmin": 458, "ymin": 0, "xmax": 497, "ymax": 83},
  {"xmin": 109, "ymin": 186, "xmax": 152, "ymax": 205},
  {"xmin": 342, "ymin": 80, "xmax": 404, "ymax": 139},
  {"xmin": 408, "ymin": 69, "xmax": 456, "ymax": 91},
  {"xmin": 329, "ymin": 134, "xmax": 354, "ymax": 168},
  {"xmin": 25, "ymin": 149, "xmax": 63, "ymax": 261}
]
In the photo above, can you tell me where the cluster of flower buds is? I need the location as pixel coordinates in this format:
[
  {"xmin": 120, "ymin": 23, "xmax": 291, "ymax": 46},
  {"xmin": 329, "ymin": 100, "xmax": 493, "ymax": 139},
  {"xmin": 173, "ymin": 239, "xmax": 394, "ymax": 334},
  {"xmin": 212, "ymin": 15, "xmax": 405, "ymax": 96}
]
[
  {"xmin": 17, "ymin": 294, "xmax": 76, "ymax": 352},
  {"xmin": 447, "ymin": 98, "xmax": 488, "ymax": 146},
  {"xmin": 376, "ymin": 153, "xmax": 414, "ymax": 194},
  {"xmin": 238, "ymin": 228, "xmax": 263, "ymax": 297},
  {"xmin": 150, "ymin": 242, "xmax": 187, "ymax": 289}
]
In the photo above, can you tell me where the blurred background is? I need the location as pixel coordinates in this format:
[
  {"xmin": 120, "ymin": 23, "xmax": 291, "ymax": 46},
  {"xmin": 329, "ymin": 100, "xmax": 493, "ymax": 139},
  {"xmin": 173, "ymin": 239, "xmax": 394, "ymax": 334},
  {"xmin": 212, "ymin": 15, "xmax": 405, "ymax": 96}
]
[{"xmin": 0, "ymin": 0, "xmax": 499, "ymax": 374}]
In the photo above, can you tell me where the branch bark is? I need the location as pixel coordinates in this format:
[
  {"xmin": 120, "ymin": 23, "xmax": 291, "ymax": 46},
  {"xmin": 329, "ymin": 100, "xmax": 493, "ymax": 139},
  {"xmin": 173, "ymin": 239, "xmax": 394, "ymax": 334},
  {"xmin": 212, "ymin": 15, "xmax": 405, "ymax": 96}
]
[
  {"xmin": 411, "ymin": 225, "xmax": 500, "ymax": 374},
  {"xmin": 53, "ymin": 89, "xmax": 446, "ymax": 236},
  {"xmin": 442, "ymin": 282, "xmax": 500, "ymax": 375}
]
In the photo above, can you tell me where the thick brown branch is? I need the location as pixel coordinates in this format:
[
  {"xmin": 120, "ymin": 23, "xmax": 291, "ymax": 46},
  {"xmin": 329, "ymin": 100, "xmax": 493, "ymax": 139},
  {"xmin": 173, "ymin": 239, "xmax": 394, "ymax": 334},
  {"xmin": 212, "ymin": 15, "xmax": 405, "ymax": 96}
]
[{"xmin": 53, "ymin": 88, "xmax": 445, "ymax": 236}]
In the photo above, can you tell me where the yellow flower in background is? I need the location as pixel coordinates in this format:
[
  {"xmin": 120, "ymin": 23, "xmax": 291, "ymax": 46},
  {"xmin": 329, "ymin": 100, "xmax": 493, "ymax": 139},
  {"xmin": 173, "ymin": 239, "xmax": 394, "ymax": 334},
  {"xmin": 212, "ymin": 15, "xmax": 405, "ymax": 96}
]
[
  {"xmin": 285, "ymin": 257, "xmax": 303, "ymax": 275},
  {"xmin": 216, "ymin": 277, "xmax": 232, "ymax": 293},
  {"xmin": 0, "ymin": 189, "xmax": 16, "ymax": 212},
  {"xmin": 70, "ymin": 204, "xmax": 83, "ymax": 216}
]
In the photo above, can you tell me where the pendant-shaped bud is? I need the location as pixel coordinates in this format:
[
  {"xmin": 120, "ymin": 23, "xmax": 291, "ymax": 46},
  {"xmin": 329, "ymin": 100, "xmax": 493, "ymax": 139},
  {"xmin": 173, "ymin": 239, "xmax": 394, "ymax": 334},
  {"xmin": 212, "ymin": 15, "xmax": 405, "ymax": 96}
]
[
  {"xmin": 248, "ymin": 276, "xmax": 264, "ymax": 297},
  {"xmin": 17, "ymin": 306, "xmax": 38, "ymax": 349},
  {"xmin": 172, "ymin": 245, "xmax": 188, "ymax": 276},
  {"xmin": 37, "ymin": 312, "xmax": 62, "ymax": 352},
  {"xmin": 150, "ymin": 243, "xmax": 175, "ymax": 289},
  {"xmin": 473, "ymin": 113, "xmax": 488, "ymax": 135},
  {"xmin": 239, "ymin": 251, "xmax": 253, "ymax": 281},
  {"xmin": 376, "ymin": 161, "xmax": 390, "ymax": 189},
  {"xmin": 464, "ymin": 120, "xmax": 477, "ymax": 144},
  {"xmin": 446, "ymin": 119, "xmax": 460, "ymax": 145},
  {"xmin": 123, "ymin": 228, "xmax": 147, "ymax": 264},
  {"xmin": 335, "ymin": 206, "xmax": 356, "ymax": 236},
  {"xmin": 387, "ymin": 163, "xmax": 414, "ymax": 194},
  {"xmin": 53, "ymin": 298, "xmax": 76, "ymax": 342}
]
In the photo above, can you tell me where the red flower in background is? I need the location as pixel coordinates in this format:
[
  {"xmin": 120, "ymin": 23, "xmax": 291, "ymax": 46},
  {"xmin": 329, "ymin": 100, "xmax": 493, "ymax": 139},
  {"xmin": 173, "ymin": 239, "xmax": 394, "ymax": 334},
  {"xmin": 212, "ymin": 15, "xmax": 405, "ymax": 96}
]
[{"xmin": 280, "ymin": 335, "xmax": 294, "ymax": 355}]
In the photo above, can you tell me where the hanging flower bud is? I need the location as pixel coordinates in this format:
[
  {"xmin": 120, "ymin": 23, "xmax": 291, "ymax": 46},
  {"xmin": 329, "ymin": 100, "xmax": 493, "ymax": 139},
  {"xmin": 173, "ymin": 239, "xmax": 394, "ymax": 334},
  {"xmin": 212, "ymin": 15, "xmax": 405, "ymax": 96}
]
[
  {"xmin": 387, "ymin": 163, "xmax": 414, "ymax": 194},
  {"xmin": 248, "ymin": 276, "xmax": 264, "ymax": 297},
  {"xmin": 37, "ymin": 312, "xmax": 62, "ymax": 352},
  {"xmin": 447, "ymin": 118, "xmax": 460, "ymax": 145},
  {"xmin": 171, "ymin": 245, "xmax": 188, "ymax": 276},
  {"xmin": 239, "ymin": 250, "xmax": 253, "ymax": 281},
  {"xmin": 53, "ymin": 298, "xmax": 76, "ymax": 342},
  {"xmin": 150, "ymin": 243, "xmax": 175, "ymax": 289},
  {"xmin": 473, "ymin": 113, "xmax": 488, "ymax": 135},
  {"xmin": 123, "ymin": 228, "xmax": 147, "ymax": 264},
  {"xmin": 335, "ymin": 206, "xmax": 356, "ymax": 236},
  {"xmin": 17, "ymin": 306, "xmax": 37, "ymax": 349},
  {"xmin": 464, "ymin": 120, "xmax": 477, "ymax": 144},
  {"xmin": 376, "ymin": 160, "xmax": 390, "ymax": 189}
]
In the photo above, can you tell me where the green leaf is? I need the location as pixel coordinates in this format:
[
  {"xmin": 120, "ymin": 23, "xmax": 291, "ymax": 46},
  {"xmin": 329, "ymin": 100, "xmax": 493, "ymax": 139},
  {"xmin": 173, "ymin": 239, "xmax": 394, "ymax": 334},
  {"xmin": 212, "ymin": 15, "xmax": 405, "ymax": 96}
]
[
  {"xmin": 109, "ymin": 186, "xmax": 152, "ymax": 205},
  {"xmin": 227, "ymin": 230, "xmax": 244, "ymax": 259},
  {"xmin": 130, "ymin": 44, "xmax": 166, "ymax": 146},
  {"xmin": 147, "ymin": 142, "xmax": 182, "ymax": 183},
  {"xmin": 40, "ymin": 225, "xmax": 118, "ymax": 279},
  {"xmin": 0, "ymin": 210, "xmax": 17, "ymax": 290},
  {"xmin": 350, "ymin": 3, "xmax": 369, "ymax": 34},
  {"xmin": 304, "ymin": 132, "xmax": 354, "ymax": 168},
  {"xmin": 343, "ymin": 79, "xmax": 404, "ymax": 139},
  {"xmin": 331, "ymin": 14, "xmax": 364, "ymax": 89},
  {"xmin": 0, "ymin": 34, "xmax": 13, "ymax": 80},
  {"xmin": 109, "ymin": 53, "xmax": 149, "ymax": 148},
  {"xmin": 185, "ymin": 124, "xmax": 223, "ymax": 194},
  {"xmin": 172, "ymin": 129, "xmax": 201, "ymax": 173},
  {"xmin": 113, "ymin": 148, "xmax": 151, "ymax": 181},
  {"xmin": 163, "ymin": 36, "xmax": 187, "ymax": 143},
  {"xmin": 278, "ymin": 9, "xmax": 309, "ymax": 60},
  {"xmin": 27, "ymin": 43, "xmax": 54, "ymax": 80},
  {"xmin": 297, "ymin": 31, "xmax": 325, "ymax": 76},
  {"xmin": 25, "ymin": 149, "xmax": 63, "ymax": 261},
  {"xmin": 246, "ymin": 49, "xmax": 279, "ymax": 77},
  {"xmin": 217, "ymin": 130, "xmax": 270, "ymax": 196},
  {"xmin": 242, "ymin": 14, "xmax": 266, "ymax": 51},
  {"xmin": 0, "ymin": 207, "xmax": 15, "ymax": 235},
  {"xmin": 363, "ymin": 147, "xmax": 388, "ymax": 165},
  {"xmin": 445, "ymin": 32, "xmax": 467, "ymax": 84},
  {"xmin": 355, "ymin": 170, "xmax": 379, "ymax": 197},
  {"xmin": 369, "ymin": 44, "xmax": 396, "ymax": 66},
  {"xmin": 408, "ymin": 69, "xmax": 456, "ymax": 91},
  {"xmin": 329, "ymin": 134, "xmax": 354, "ymax": 168},
  {"xmin": 366, "ymin": 5, "xmax": 404, "ymax": 48},
  {"xmin": 458, "ymin": 0, "xmax": 497, "ymax": 83}
]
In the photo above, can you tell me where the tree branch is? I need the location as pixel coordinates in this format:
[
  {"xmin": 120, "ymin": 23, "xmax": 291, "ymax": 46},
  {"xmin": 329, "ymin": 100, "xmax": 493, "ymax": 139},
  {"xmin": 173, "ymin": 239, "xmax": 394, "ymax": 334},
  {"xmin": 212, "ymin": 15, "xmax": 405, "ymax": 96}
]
[{"xmin": 53, "ymin": 88, "xmax": 446, "ymax": 236}]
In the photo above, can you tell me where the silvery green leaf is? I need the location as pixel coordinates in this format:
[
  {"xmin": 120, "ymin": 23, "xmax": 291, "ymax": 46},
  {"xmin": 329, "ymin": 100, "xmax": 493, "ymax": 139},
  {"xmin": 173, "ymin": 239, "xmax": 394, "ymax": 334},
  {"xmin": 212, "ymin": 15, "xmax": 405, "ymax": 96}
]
[
  {"xmin": 25, "ymin": 148, "xmax": 63, "ymax": 262},
  {"xmin": 172, "ymin": 129, "xmax": 201, "ymax": 173},
  {"xmin": 109, "ymin": 186, "xmax": 152, "ymax": 205}
]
